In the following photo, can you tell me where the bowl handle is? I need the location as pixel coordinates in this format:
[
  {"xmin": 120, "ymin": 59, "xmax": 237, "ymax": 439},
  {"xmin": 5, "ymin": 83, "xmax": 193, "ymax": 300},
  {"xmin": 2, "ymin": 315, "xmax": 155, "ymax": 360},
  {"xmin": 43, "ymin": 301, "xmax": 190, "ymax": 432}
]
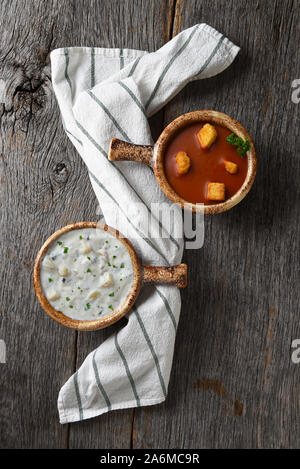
[
  {"xmin": 108, "ymin": 138, "xmax": 154, "ymax": 167},
  {"xmin": 142, "ymin": 264, "xmax": 187, "ymax": 288}
]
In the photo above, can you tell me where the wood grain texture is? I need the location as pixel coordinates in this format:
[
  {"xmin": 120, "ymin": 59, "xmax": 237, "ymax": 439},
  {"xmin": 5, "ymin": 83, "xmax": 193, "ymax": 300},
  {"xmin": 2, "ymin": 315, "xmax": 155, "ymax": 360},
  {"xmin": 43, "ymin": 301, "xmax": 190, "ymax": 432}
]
[
  {"xmin": 133, "ymin": 0, "xmax": 300, "ymax": 449},
  {"xmin": 0, "ymin": 0, "xmax": 299, "ymax": 449},
  {"xmin": 0, "ymin": 0, "xmax": 174, "ymax": 449}
]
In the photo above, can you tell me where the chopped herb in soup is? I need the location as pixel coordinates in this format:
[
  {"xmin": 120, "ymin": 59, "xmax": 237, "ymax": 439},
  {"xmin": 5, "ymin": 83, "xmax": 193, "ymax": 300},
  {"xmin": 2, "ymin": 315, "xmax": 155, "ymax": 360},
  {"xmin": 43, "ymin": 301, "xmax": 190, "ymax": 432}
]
[
  {"xmin": 40, "ymin": 228, "xmax": 134, "ymax": 320},
  {"xmin": 164, "ymin": 123, "xmax": 248, "ymax": 204}
]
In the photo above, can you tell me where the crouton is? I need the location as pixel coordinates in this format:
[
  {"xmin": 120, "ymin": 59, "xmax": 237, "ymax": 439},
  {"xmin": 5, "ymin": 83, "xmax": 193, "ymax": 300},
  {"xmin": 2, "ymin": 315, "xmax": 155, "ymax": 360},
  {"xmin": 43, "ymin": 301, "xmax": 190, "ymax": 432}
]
[
  {"xmin": 224, "ymin": 161, "xmax": 238, "ymax": 174},
  {"xmin": 207, "ymin": 182, "xmax": 226, "ymax": 201},
  {"xmin": 197, "ymin": 123, "xmax": 218, "ymax": 150},
  {"xmin": 175, "ymin": 151, "xmax": 190, "ymax": 175}
]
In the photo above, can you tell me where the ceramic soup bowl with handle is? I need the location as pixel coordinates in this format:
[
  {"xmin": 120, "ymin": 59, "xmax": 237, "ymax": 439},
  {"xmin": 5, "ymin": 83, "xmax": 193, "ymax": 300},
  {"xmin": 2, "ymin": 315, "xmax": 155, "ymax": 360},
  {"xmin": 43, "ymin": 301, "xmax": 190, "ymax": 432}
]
[
  {"xmin": 108, "ymin": 110, "xmax": 257, "ymax": 214},
  {"xmin": 33, "ymin": 222, "xmax": 187, "ymax": 331}
]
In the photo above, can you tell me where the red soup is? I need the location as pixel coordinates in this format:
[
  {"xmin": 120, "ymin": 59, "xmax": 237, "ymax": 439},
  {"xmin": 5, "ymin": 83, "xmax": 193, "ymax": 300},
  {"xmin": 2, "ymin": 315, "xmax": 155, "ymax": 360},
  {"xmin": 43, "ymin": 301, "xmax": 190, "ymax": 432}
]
[{"xmin": 164, "ymin": 123, "xmax": 248, "ymax": 205}]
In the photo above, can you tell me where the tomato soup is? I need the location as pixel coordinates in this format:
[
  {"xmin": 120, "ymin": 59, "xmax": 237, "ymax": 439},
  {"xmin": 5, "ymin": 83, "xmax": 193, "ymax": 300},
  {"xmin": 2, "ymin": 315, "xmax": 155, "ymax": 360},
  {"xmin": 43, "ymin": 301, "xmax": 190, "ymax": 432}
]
[{"xmin": 164, "ymin": 123, "xmax": 248, "ymax": 205}]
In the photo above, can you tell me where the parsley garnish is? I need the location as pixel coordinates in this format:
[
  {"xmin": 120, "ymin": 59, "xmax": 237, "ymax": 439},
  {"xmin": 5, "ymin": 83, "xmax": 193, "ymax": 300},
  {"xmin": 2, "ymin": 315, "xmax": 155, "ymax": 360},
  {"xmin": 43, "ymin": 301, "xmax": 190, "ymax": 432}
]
[
  {"xmin": 109, "ymin": 292, "xmax": 114, "ymax": 297},
  {"xmin": 120, "ymin": 263, "xmax": 125, "ymax": 268},
  {"xmin": 63, "ymin": 247, "xmax": 69, "ymax": 254},
  {"xmin": 66, "ymin": 297, "xmax": 70, "ymax": 301},
  {"xmin": 79, "ymin": 235, "xmax": 83, "ymax": 240},
  {"xmin": 86, "ymin": 268, "xmax": 91, "ymax": 273},
  {"xmin": 85, "ymin": 303, "xmax": 90, "ymax": 310},
  {"xmin": 108, "ymin": 305, "xmax": 113, "ymax": 310},
  {"xmin": 57, "ymin": 241, "xmax": 62, "ymax": 246},
  {"xmin": 48, "ymin": 278, "xmax": 53, "ymax": 283},
  {"xmin": 69, "ymin": 305, "xmax": 73, "ymax": 309},
  {"xmin": 226, "ymin": 133, "xmax": 250, "ymax": 157}
]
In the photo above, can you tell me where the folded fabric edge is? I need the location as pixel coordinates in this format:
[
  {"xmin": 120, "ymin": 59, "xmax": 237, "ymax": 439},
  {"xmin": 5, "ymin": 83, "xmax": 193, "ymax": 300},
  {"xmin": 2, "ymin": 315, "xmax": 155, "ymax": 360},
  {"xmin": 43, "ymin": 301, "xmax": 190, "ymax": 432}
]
[
  {"xmin": 146, "ymin": 24, "xmax": 240, "ymax": 118},
  {"xmin": 50, "ymin": 46, "xmax": 148, "ymax": 60},
  {"xmin": 211, "ymin": 41, "xmax": 240, "ymax": 77},
  {"xmin": 194, "ymin": 23, "xmax": 240, "ymax": 75},
  {"xmin": 200, "ymin": 23, "xmax": 239, "ymax": 49},
  {"xmin": 50, "ymin": 23, "xmax": 239, "ymax": 61},
  {"xmin": 58, "ymin": 392, "xmax": 166, "ymax": 424},
  {"xmin": 193, "ymin": 23, "xmax": 240, "ymax": 74}
]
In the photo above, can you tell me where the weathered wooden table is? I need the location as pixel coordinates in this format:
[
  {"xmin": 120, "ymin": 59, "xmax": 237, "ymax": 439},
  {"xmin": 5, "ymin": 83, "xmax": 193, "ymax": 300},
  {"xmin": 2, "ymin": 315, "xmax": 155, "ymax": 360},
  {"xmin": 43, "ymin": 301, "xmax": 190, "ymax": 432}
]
[{"xmin": 1, "ymin": 0, "xmax": 299, "ymax": 449}]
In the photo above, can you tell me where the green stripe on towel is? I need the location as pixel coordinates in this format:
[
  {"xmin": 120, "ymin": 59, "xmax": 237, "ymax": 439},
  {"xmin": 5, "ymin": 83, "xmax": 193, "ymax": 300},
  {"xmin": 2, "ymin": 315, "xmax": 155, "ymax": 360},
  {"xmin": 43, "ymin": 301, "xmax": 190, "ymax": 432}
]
[
  {"xmin": 75, "ymin": 119, "xmax": 107, "ymax": 157},
  {"xmin": 73, "ymin": 371, "xmax": 84, "ymax": 420},
  {"xmin": 145, "ymin": 25, "xmax": 198, "ymax": 110},
  {"xmin": 65, "ymin": 129, "xmax": 83, "ymax": 146},
  {"xmin": 87, "ymin": 169, "xmax": 170, "ymax": 264},
  {"xmin": 75, "ymin": 120, "xmax": 178, "ymax": 258},
  {"xmin": 155, "ymin": 287, "xmax": 177, "ymax": 331},
  {"xmin": 87, "ymin": 90, "xmax": 132, "ymax": 142},
  {"xmin": 64, "ymin": 48, "xmax": 72, "ymax": 95},
  {"xmin": 92, "ymin": 350, "xmax": 112, "ymax": 410},
  {"xmin": 128, "ymin": 55, "xmax": 142, "ymax": 77},
  {"xmin": 91, "ymin": 47, "xmax": 95, "ymax": 88},
  {"xmin": 114, "ymin": 334, "xmax": 141, "ymax": 406},
  {"xmin": 196, "ymin": 35, "xmax": 225, "ymax": 77},
  {"xmin": 133, "ymin": 306, "xmax": 167, "ymax": 398},
  {"xmin": 118, "ymin": 81, "xmax": 147, "ymax": 117},
  {"xmin": 76, "ymin": 116, "xmax": 180, "ymax": 251},
  {"xmin": 120, "ymin": 49, "xmax": 124, "ymax": 70}
]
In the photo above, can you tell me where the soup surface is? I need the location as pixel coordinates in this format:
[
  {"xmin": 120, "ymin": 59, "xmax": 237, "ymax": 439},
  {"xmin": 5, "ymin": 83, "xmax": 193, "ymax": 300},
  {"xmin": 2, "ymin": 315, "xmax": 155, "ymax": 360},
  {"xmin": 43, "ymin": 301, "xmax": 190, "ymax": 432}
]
[
  {"xmin": 40, "ymin": 228, "xmax": 134, "ymax": 320},
  {"xmin": 164, "ymin": 123, "xmax": 248, "ymax": 204}
]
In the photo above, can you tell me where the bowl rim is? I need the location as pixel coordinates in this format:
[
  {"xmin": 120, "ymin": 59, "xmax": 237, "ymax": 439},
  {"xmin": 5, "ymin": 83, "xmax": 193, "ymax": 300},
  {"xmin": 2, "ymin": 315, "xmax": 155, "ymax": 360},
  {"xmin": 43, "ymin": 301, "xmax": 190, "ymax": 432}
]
[
  {"xmin": 33, "ymin": 221, "xmax": 142, "ymax": 331},
  {"xmin": 153, "ymin": 110, "xmax": 257, "ymax": 214}
]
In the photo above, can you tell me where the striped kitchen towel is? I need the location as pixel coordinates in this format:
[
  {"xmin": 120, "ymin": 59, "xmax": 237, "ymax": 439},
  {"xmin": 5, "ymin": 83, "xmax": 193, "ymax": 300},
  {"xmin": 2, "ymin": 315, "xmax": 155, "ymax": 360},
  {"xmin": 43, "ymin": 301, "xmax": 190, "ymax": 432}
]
[{"xmin": 51, "ymin": 23, "xmax": 239, "ymax": 423}]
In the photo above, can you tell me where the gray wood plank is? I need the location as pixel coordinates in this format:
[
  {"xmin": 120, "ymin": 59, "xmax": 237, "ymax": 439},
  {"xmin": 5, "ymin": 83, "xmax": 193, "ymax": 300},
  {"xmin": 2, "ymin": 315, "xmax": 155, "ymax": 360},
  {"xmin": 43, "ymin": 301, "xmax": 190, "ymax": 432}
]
[
  {"xmin": 133, "ymin": 0, "xmax": 300, "ymax": 449},
  {"xmin": 67, "ymin": 0, "xmax": 176, "ymax": 450},
  {"xmin": 1, "ymin": 0, "xmax": 299, "ymax": 449},
  {"xmin": 0, "ymin": 0, "xmax": 175, "ymax": 449},
  {"xmin": 0, "ymin": 0, "xmax": 80, "ymax": 448}
]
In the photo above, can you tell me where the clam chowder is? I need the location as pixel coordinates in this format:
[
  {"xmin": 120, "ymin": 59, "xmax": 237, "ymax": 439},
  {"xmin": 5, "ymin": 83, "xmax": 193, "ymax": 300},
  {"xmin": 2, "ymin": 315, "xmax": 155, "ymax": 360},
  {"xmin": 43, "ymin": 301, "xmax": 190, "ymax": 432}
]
[{"xmin": 40, "ymin": 228, "xmax": 134, "ymax": 320}]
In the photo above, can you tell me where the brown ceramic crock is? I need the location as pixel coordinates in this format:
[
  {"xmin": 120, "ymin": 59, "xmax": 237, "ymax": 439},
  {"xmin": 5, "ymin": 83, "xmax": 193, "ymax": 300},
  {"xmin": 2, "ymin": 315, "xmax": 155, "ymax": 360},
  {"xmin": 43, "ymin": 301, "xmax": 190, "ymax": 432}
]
[
  {"xmin": 108, "ymin": 110, "xmax": 257, "ymax": 214},
  {"xmin": 33, "ymin": 222, "xmax": 187, "ymax": 331}
]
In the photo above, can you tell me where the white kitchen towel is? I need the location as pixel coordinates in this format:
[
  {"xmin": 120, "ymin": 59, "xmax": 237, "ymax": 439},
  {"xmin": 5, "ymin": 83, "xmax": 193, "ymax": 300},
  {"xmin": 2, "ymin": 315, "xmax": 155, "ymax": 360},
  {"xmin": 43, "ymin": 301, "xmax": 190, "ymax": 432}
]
[{"xmin": 51, "ymin": 23, "xmax": 239, "ymax": 424}]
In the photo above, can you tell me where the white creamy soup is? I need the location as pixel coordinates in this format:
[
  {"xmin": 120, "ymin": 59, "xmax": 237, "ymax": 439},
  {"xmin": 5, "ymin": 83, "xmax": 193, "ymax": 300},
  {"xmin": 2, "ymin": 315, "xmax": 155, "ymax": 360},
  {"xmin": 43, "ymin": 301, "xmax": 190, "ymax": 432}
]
[{"xmin": 40, "ymin": 228, "xmax": 134, "ymax": 320}]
